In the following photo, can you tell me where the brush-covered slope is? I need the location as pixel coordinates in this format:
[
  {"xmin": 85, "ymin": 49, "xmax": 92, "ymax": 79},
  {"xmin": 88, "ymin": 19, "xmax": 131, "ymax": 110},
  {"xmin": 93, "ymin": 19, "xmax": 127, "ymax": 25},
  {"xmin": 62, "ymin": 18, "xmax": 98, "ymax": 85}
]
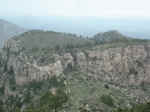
[
  {"xmin": 92, "ymin": 30, "xmax": 149, "ymax": 48},
  {"xmin": 0, "ymin": 30, "xmax": 150, "ymax": 112},
  {"xmin": 13, "ymin": 30, "xmax": 93, "ymax": 50},
  {"xmin": 0, "ymin": 19, "xmax": 26, "ymax": 47},
  {"xmin": 93, "ymin": 30, "xmax": 131, "ymax": 43}
]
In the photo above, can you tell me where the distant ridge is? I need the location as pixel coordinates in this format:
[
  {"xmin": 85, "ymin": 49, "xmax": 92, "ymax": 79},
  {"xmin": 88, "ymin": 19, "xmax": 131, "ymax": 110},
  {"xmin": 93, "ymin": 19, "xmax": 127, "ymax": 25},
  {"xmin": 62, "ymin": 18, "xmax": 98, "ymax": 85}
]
[
  {"xmin": 0, "ymin": 19, "xmax": 26, "ymax": 47},
  {"xmin": 13, "ymin": 30, "xmax": 93, "ymax": 50},
  {"xmin": 93, "ymin": 30, "xmax": 129, "ymax": 43}
]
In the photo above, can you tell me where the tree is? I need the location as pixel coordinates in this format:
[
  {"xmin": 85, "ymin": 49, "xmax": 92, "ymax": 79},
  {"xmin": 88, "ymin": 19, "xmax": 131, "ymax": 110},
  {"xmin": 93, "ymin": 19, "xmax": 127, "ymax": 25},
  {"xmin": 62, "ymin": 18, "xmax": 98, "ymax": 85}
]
[
  {"xmin": 40, "ymin": 88, "xmax": 68, "ymax": 112},
  {"xmin": 100, "ymin": 94, "xmax": 114, "ymax": 107}
]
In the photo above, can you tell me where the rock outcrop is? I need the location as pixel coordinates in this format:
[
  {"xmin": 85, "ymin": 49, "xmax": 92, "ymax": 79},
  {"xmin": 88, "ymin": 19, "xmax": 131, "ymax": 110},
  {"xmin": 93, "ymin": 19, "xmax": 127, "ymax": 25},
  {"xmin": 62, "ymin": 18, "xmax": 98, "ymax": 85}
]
[
  {"xmin": 2, "ymin": 39, "xmax": 150, "ymax": 88},
  {"xmin": 1, "ymin": 36, "xmax": 150, "ymax": 111},
  {"xmin": 77, "ymin": 45, "xmax": 150, "ymax": 87},
  {"xmin": 2, "ymin": 39, "xmax": 64, "ymax": 85}
]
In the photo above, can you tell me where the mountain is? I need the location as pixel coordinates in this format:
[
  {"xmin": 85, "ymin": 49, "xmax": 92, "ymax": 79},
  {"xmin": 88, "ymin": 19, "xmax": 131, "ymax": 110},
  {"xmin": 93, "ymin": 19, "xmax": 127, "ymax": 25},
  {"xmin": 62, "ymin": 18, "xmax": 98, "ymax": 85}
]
[
  {"xmin": 13, "ymin": 30, "xmax": 94, "ymax": 50},
  {"xmin": 4, "ymin": 16, "xmax": 150, "ymax": 38},
  {"xmin": 0, "ymin": 19, "xmax": 26, "ymax": 47},
  {"xmin": 93, "ymin": 30, "xmax": 130, "ymax": 43},
  {"xmin": 0, "ymin": 30, "xmax": 150, "ymax": 112}
]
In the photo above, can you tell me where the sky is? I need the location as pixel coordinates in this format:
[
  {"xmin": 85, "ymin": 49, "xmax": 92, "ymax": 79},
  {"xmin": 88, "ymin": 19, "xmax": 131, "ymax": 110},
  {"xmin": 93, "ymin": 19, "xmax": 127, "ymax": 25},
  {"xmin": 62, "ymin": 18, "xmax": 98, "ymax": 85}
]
[
  {"xmin": 0, "ymin": 0, "xmax": 150, "ymax": 39},
  {"xmin": 0, "ymin": 0, "xmax": 150, "ymax": 18}
]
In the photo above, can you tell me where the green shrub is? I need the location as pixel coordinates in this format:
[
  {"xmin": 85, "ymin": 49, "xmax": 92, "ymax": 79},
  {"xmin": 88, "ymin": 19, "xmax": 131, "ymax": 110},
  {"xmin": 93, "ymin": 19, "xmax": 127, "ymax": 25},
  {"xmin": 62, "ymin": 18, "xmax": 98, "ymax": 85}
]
[
  {"xmin": 113, "ymin": 102, "xmax": 150, "ymax": 112},
  {"xmin": 40, "ymin": 88, "xmax": 68, "ymax": 112},
  {"xmin": 100, "ymin": 94, "xmax": 114, "ymax": 107}
]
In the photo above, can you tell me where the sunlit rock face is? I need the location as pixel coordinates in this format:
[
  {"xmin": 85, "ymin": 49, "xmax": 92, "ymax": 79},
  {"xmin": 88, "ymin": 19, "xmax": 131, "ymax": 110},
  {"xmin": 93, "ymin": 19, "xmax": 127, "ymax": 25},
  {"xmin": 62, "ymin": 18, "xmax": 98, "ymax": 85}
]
[
  {"xmin": 2, "ymin": 39, "xmax": 64, "ymax": 85},
  {"xmin": 2, "ymin": 38, "xmax": 150, "ymax": 87},
  {"xmin": 1, "ymin": 33, "xmax": 150, "ymax": 112},
  {"xmin": 76, "ymin": 45, "xmax": 150, "ymax": 87}
]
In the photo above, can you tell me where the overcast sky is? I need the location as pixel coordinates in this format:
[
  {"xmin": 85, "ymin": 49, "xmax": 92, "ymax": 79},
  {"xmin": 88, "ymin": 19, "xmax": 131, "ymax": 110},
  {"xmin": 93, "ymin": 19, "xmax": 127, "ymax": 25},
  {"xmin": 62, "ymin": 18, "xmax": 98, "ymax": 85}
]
[{"xmin": 0, "ymin": 0, "xmax": 150, "ymax": 18}]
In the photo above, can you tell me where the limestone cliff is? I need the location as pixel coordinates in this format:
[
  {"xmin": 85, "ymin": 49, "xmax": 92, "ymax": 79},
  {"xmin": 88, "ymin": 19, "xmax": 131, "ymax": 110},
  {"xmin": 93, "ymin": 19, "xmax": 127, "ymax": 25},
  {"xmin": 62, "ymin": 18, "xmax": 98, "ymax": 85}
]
[
  {"xmin": 1, "ymin": 37, "xmax": 150, "ymax": 111},
  {"xmin": 2, "ymin": 38, "xmax": 150, "ymax": 88}
]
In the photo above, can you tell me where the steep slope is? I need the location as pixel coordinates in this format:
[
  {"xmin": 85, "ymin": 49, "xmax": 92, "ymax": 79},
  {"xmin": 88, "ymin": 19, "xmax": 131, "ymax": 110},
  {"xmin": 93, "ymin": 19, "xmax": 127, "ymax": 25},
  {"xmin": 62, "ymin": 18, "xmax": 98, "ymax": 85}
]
[
  {"xmin": 0, "ymin": 31, "xmax": 150, "ymax": 112},
  {"xmin": 13, "ymin": 30, "xmax": 94, "ymax": 50},
  {"xmin": 0, "ymin": 19, "xmax": 26, "ymax": 47},
  {"xmin": 93, "ymin": 30, "xmax": 130, "ymax": 43}
]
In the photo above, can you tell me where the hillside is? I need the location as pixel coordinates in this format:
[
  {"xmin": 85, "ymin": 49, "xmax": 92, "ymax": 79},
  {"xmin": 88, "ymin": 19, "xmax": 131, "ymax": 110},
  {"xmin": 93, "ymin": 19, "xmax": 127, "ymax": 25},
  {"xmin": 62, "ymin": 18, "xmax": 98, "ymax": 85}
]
[
  {"xmin": 0, "ymin": 30, "xmax": 150, "ymax": 112},
  {"xmin": 93, "ymin": 30, "xmax": 131, "ymax": 43},
  {"xmin": 13, "ymin": 30, "xmax": 94, "ymax": 50},
  {"xmin": 13, "ymin": 30, "xmax": 149, "ymax": 51},
  {"xmin": 0, "ymin": 19, "xmax": 26, "ymax": 47}
]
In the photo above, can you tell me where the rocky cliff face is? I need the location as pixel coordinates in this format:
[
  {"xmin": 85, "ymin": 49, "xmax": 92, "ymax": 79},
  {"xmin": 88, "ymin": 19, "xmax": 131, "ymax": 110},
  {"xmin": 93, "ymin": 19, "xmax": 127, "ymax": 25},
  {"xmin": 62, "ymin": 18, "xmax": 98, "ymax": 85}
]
[
  {"xmin": 1, "ymin": 38, "xmax": 150, "ymax": 111},
  {"xmin": 77, "ymin": 45, "xmax": 150, "ymax": 86},
  {"xmin": 2, "ymin": 39, "xmax": 64, "ymax": 85},
  {"xmin": 2, "ymin": 38, "xmax": 150, "ymax": 88}
]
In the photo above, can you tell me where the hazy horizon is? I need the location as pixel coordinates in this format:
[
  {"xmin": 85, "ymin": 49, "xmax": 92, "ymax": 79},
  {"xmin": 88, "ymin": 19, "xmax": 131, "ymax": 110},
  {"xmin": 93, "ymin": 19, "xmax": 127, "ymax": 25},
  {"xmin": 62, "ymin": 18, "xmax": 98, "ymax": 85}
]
[
  {"xmin": 0, "ymin": 0, "xmax": 150, "ymax": 39},
  {"xmin": 1, "ymin": 16, "xmax": 150, "ymax": 39}
]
